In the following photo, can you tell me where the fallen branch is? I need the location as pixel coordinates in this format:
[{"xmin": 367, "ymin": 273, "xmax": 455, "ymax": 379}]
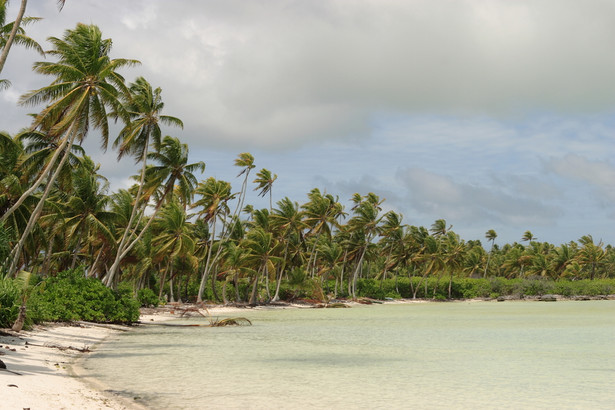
[{"xmin": 25, "ymin": 341, "xmax": 91, "ymax": 353}]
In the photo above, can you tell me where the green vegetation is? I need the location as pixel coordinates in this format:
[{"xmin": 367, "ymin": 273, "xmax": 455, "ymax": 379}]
[
  {"xmin": 29, "ymin": 268, "xmax": 139, "ymax": 324},
  {"xmin": 1, "ymin": 12, "xmax": 614, "ymax": 330}
]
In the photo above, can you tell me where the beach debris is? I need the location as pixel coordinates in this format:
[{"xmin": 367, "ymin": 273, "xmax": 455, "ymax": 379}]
[{"xmin": 24, "ymin": 341, "xmax": 91, "ymax": 353}]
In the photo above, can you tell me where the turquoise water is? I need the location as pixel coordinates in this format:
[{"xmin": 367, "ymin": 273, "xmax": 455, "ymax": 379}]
[{"xmin": 84, "ymin": 301, "xmax": 615, "ymax": 409}]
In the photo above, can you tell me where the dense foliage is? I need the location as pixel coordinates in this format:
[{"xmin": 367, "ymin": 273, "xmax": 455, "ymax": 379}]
[
  {"xmin": 28, "ymin": 268, "xmax": 139, "ymax": 324},
  {"xmin": 1, "ymin": 18, "xmax": 614, "ymax": 331}
]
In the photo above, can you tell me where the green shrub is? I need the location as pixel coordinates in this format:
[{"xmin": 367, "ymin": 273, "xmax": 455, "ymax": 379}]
[
  {"xmin": 137, "ymin": 287, "xmax": 161, "ymax": 307},
  {"xmin": 29, "ymin": 268, "xmax": 139, "ymax": 324},
  {"xmin": 0, "ymin": 277, "xmax": 19, "ymax": 328}
]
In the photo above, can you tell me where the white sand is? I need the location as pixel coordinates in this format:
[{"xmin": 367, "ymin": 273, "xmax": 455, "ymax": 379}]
[{"xmin": 0, "ymin": 323, "xmax": 138, "ymax": 409}]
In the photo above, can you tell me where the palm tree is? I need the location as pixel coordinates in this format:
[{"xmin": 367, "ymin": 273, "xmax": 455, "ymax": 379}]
[
  {"xmin": 152, "ymin": 198, "xmax": 195, "ymax": 301},
  {"xmin": 232, "ymin": 152, "xmax": 255, "ymax": 217},
  {"xmin": 242, "ymin": 227, "xmax": 281, "ymax": 305},
  {"xmin": 521, "ymin": 230, "xmax": 536, "ymax": 244},
  {"xmin": 483, "ymin": 229, "xmax": 497, "ymax": 278},
  {"xmin": 104, "ymin": 135, "xmax": 204, "ymax": 286},
  {"xmin": 108, "ymin": 76, "xmax": 183, "ymax": 285},
  {"xmin": 270, "ymin": 197, "xmax": 306, "ymax": 301},
  {"xmin": 576, "ymin": 235, "xmax": 605, "ymax": 280},
  {"xmin": 59, "ymin": 156, "xmax": 115, "ymax": 271},
  {"xmin": 192, "ymin": 177, "xmax": 234, "ymax": 303},
  {"xmin": 0, "ymin": 0, "xmax": 65, "ymax": 76},
  {"xmin": 253, "ymin": 168, "xmax": 277, "ymax": 211},
  {"xmin": 348, "ymin": 195, "xmax": 382, "ymax": 298},
  {"xmin": 6, "ymin": 23, "xmax": 138, "ymax": 277}
]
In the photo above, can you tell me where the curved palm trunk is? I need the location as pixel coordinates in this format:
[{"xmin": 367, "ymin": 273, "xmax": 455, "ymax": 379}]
[
  {"xmin": 104, "ymin": 184, "xmax": 170, "ymax": 287},
  {"xmin": 249, "ymin": 266, "xmax": 262, "ymax": 305},
  {"xmin": 271, "ymin": 241, "xmax": 289, "ymax": 302},
  {"xmin": 7, "ymin": 127, "xmax": 78, "ymax": 277},
  {"xmin": 351, "ymin": 246, "xmax": 368, "ymax": 299},
  {"xmin": 108, "ymin": 142, "xmax": 149, "ymax": 283},
  {"xmin": 196, "ymin": 212, "xmax": 217, "ymax": 303},
  {"xmin": 0, "ymin": 0, "xmax": 27, "ymax": 74}
]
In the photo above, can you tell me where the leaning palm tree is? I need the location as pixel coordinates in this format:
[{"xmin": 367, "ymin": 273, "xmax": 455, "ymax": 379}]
[
  {"xmin": 192, "ymin": 177, "xmax": 234, "ymax": 303},
  {"xmin": 103, "ymin": 135, "xmax": 204, "ymax": 286},
  {"xmin": 6, "ymin": 23, "xmax": 138, "ymax": 277},
  {"xmin": 253, "ymin": 168, "xmax": 277, "ymax": 211},
  {"xmin": 108, "ymin": 76, "xmax": 183, "ymax": 285}
]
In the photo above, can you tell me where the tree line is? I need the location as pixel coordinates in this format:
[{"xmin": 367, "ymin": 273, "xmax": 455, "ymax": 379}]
[{"xmin": 1, "ymin": 20, "xmax": 614, "ymax": 306}]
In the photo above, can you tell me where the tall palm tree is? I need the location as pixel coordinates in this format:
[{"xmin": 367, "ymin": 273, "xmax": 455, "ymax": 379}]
[
  {"xmin": 6, "ymin": 24, "xmax": 138, "ymax": 277},
  {"xmin": 348, "ymin": 195, "xmax": 382, "ymax": 298},
  {"xmin": 192, "ymin": 177, "xmax": 234, "ymax": 303},
  {"xmin": 270, "ymin": 197, "xmax": 305, "ymax": 301},
  {"xmin": 108, "ymin": 76, "xmax": 183, "ymax": 285},
  {"xmin": 104, "ymin": 135, "xmax": 204, "ymax": 286},
  {"xmin": 483, "ymin": 229, "xmax": 497, "ymax": 277},
  {"xmin": 242, "ymin": 227, "xmax": 281, "ymax": 305},
  {"xmin": 152, "ymin": 198, "xmax": 195, "ymax": 301},
  {"xmin": 232, "ymin": 152, "xmax": 255, "ymax": 217}
]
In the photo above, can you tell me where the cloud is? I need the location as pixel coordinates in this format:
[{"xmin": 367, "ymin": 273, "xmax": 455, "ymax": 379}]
[
  {"xmin": 396, "ymin": 167, "xmax": 561, "ymax": 227},
  {"xmin": 11, "ymin": 0, "xmax": 612, "ymax": 149},
  {"xmin": 545, "ymin": 154, "xmax": 615, "ymax": 203}
]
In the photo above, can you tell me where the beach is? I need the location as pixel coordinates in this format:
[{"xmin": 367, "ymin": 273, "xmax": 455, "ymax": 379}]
[{"xmin": 0, "ymin": 304, "xmax": 307, "ymax": 410}]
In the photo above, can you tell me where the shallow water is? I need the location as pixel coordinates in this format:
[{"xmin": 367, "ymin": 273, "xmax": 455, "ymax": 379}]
[{"xmin": 84, "ymin": 300, "xmax": 615, "ymax": 409}]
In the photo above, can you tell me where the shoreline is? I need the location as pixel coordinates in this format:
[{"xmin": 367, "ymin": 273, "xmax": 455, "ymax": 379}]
[{"xmin": 1, "ymin": 297, "xmax": 614, "ymax": 409}]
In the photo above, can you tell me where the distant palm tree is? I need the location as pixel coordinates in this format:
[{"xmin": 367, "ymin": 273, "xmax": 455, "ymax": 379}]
[
  {"xmin": 253, "ymin": 168, "xmax": 277, "ymax": 211},
  {"xmin": 483, "ymin": 229, "xmax": 497, "ymax": 277}
]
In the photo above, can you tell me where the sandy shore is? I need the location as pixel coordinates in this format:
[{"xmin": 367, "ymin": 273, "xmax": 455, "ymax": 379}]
[{"xmin": 0, "ymin": 304, "xmax": 286, "ymax": 410}]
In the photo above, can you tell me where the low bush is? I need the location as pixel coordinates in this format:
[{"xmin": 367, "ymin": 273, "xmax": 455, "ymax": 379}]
[
  {"xmin": 137, "ymin": 287, "xmax": 161, "ymax": 307},
  {"xmin": 0, "ymin": 277, "xmax": 19, "ymax": 328},
  {"xmin": 28, "ymin": 268, "xmax": 139, "ymax": 324}
]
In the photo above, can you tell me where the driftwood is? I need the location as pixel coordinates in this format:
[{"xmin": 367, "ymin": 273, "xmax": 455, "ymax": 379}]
[{"xmin": 24, "ymin": 341, "xmax": 91, "ymax": 353}]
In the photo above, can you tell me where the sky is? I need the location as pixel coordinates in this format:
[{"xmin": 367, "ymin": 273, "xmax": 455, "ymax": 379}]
[{"xmin": 1, "ymin": 0, "xmax": 615, "ymax": 246}]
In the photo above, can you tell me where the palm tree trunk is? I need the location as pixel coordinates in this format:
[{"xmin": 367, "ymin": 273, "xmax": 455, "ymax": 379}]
[
  {"xmin": 104, "ymin": 181, "xmax": 171, "ymax": 287},
  {"xmin": 109, "ymin": 142, "xmax": 149, "ymax": 283},
  {"xmin": 0, "ymin": 0, "xmax": 27, "ymax": 74},
  {"xmin": 197, "ymin": 212, "xmax": 217, "ymax": 303},
  {"xmin": 7, "ymin": 127, "xmax": 79, "ymax": 277},
  {"xmin": 271, "ymin": 241, "xmax": 289, "ymax": 302},
  {"xmin": 351, "ymin": 246, "xmax": 368, "ymax": 299},
  {"xmin": 249, "ymin": 267, "xmax": 262, "ymax": 305}
]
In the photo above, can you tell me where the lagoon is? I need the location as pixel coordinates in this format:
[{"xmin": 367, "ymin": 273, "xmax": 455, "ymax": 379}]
[{"xmin": 84, "ymin": 300, "xmax": 615, "ymax": 409}]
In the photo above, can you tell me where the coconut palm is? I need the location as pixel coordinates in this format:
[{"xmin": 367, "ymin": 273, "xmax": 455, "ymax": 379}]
[
  {"xmin": 152, "ymin": 198, "xmax": 195, "ymax": 301},
  {"xmin": 232, "ymin": 152, "xmax": 255, "ymax": 217},
  {"xmin": 59, "ymin": 157, "xmax": 115, "ymax": 271},
  {"xmin": 6, "ymin": 23, "xmax": 138, "ymax": 277},
  {"xmin": 576, "ymin": 235, "xmax": 605, "ymax": 280},
  {"xmin": 347, "ymin": 195, "xmax": 382, "ymax": 298},
  {"xmin": 242, "ymin": 227, "xmax": 281, "ymax": 305},
  {"xmin": 104, "ymin": 135, "xmax": 204, "ymax": 286},
  {"xmin": 108, "ymin": 76, "xmax": 183, "ymax": 285},
  {"xmin": 483, "ymin": 229, "xmax": 497, "ymax": 277},
  {"xmin": 270, "ymin": 197, "xmax": 306, "ymax": 301},
  {"xmin": 192, "ymin": 177, "xmax": 234, "ymax": 303},
  {"xmin": 253, "ymin": 168, "xmax": 277, "ymax": 211}
]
